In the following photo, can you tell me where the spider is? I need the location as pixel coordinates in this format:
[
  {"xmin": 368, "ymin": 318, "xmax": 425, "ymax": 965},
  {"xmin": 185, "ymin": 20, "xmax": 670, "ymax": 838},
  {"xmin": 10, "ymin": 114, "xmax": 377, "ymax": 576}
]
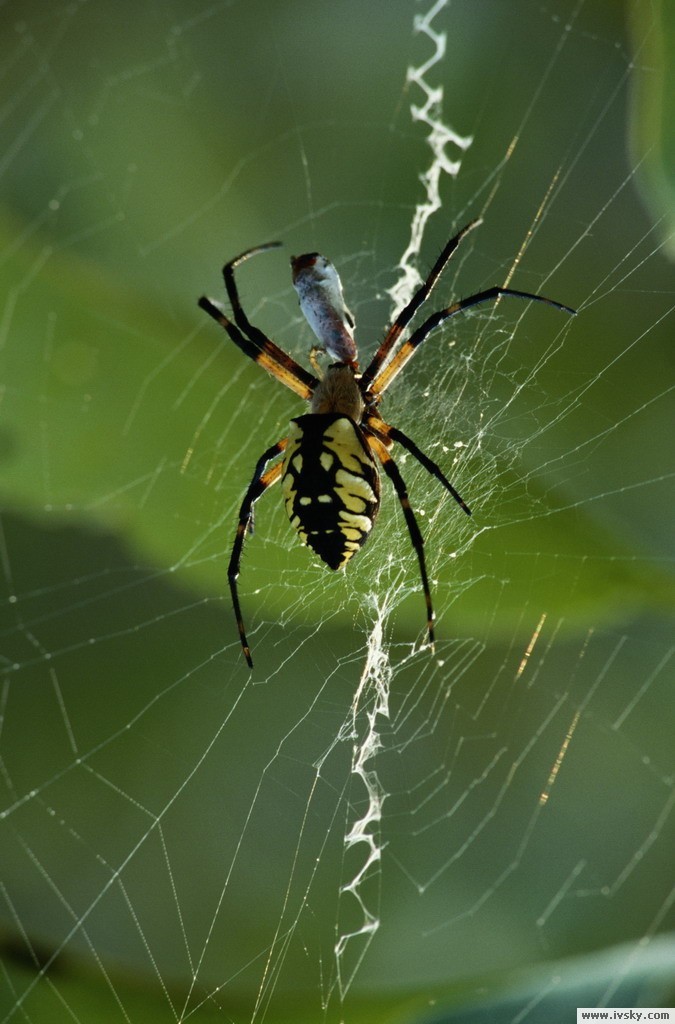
[{"xmin": 198, "ymin": 218, "xmax": 575, "ymax": 668}]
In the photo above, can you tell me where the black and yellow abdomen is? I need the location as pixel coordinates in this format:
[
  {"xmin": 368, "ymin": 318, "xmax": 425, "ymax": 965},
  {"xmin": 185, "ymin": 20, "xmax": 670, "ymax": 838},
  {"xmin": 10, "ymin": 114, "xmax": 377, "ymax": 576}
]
[{"xmin": 281, "ymin": 413, "xmax": 380, "ymax": 570}]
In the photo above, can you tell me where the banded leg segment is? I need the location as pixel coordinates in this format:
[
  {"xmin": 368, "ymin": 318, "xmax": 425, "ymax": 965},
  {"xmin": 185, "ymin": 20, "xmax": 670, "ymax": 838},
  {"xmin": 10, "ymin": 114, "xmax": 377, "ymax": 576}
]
[
  {"xmin": 198, "ymin": 296, "xmax": 316, "ymax": 400},
  {"xmin": 361, "ymin": 219, "xmax": 481, "ymax": 390},
  {"xmin": 199, "ymin": 241, "xmax": 318, "ymax": 400},
  {"xmin": 365, "ymin": 417, "xmax": 472, "ymax": 516},
  {"xmin": 371, "ymin": 286, "xmax": 576, "ymax": 396},
  {"xmin": 221, "ymin": 243, "xmax": 319, "ymax": 393},
  {"xmin": 229, "ymin": 439, "xmax": 288, "ymax": 668},
  {"xmin": 367, "ymin": 432, "xmax": 436, "ymax": 650}
]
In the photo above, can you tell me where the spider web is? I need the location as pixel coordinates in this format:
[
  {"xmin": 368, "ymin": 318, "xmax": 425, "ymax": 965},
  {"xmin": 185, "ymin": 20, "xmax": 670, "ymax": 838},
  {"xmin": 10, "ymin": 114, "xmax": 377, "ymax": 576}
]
[{"xmin": 1, "ymin": 2, "xmax": 674, "ymax": 1023}]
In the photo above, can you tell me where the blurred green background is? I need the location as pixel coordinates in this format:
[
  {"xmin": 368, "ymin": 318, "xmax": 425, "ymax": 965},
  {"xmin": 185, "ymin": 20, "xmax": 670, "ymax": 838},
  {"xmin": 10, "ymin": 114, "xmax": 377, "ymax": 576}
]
[{"xmin": 1, "ymin": 1, "xmax": 673, "ymax": 1022}]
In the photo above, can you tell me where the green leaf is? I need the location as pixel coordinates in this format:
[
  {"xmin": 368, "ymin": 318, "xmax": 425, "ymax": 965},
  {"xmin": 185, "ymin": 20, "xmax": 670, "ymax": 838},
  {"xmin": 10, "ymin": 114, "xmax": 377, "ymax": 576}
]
[{"xmin": 629, "ymin": 0, "xmax": 675, "ymax": 258}]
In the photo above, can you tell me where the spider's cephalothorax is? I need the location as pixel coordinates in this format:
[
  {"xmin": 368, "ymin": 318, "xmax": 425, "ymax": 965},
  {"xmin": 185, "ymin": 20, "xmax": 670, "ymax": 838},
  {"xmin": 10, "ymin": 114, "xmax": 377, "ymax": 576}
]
[{"xmin": 198, "ymin": 219, "xmax": 576, "ymax": 667}]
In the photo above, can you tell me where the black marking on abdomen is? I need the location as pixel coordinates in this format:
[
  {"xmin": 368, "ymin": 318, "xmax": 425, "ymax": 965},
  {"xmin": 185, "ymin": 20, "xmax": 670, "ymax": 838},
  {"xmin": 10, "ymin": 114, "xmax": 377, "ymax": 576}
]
[{"xmin": 281, "ymin": 413, "xmax": 380, "ymax": 570}]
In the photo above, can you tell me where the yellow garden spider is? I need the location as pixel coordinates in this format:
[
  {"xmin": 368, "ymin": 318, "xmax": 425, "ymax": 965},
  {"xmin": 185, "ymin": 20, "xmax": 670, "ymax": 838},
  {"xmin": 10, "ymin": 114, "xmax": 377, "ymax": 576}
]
[{"xmin": 199, "ymin": 218, "xmax": 575, "ymax": 668}]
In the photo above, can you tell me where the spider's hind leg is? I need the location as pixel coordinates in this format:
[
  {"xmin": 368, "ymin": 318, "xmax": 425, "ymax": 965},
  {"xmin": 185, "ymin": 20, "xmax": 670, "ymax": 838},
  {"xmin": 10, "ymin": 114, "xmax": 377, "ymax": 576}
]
[
  {"xmin": 228, "ymin": 439, "xmax": 287, "ymax": 668},
  {"xmin": 365, "ymin": 431, "xmax": 436, "ymax": 651},
  {"xmin": 366, "ymin": 418, "xmax": 471, "ymax": 516}
]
